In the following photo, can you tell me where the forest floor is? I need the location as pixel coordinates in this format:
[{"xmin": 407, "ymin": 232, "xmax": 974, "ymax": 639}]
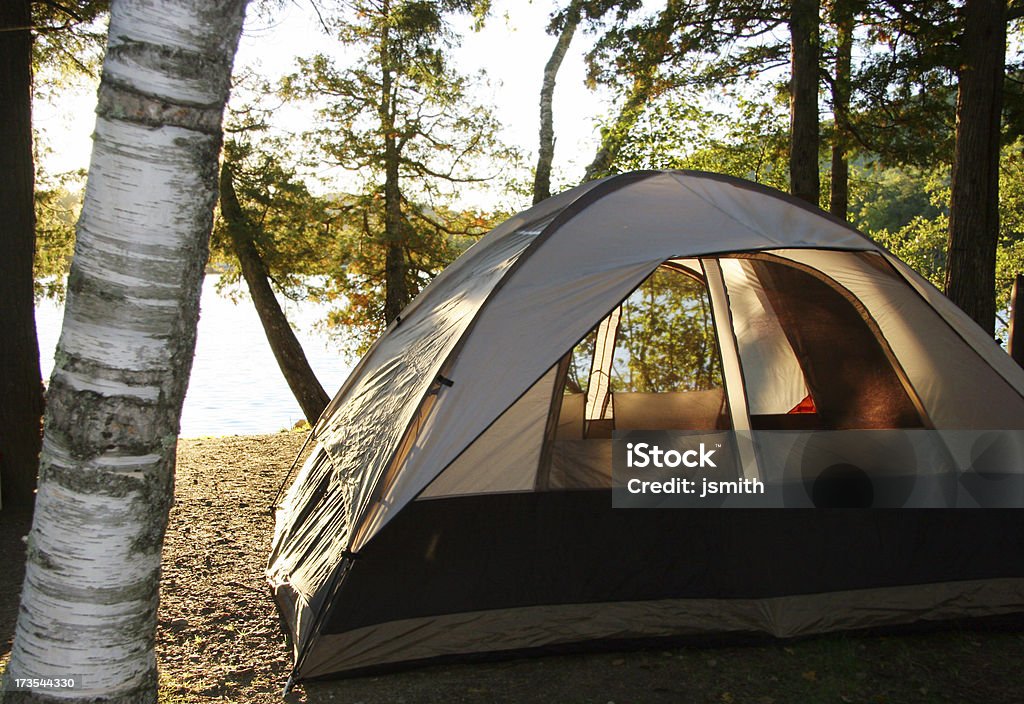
[{"xmin": 2, "ymin": 432, "xmax": 1024, "ymax": 703}]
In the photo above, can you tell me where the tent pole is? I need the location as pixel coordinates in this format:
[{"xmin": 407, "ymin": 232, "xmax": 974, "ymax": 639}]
[{"xmin": 703, "ymin": 259, "xmax": 760, "ymax": 481}]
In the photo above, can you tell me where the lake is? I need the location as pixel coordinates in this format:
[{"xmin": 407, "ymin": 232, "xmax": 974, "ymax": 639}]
[{"xmin": 35, "ymin": 276, "xmax": 354, "ymax": 437}]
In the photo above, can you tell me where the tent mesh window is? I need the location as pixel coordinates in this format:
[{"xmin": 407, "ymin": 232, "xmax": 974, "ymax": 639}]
[{"xmin": 545, "ymin": 264, "xmax": 730, "ymax": 489}]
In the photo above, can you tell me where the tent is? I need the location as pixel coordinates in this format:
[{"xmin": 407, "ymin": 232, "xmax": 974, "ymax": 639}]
[{"xmin": 268, "ymin": 170, "xmax": 1024, "ymax": 681}]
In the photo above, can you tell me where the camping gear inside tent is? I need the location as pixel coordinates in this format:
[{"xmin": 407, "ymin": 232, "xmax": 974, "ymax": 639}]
[{"xmin": 268, "ymin": 170, "xmax": 1024, "ymax": 681}]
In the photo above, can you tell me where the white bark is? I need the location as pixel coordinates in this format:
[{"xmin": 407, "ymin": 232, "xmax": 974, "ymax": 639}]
[
  {"xmin": 533, "ymin": 0, "xmax": 581, "ymax": 205},
  {"xmin": 4, "ymin": 1, "xmax": 248, "ymax": 702}
]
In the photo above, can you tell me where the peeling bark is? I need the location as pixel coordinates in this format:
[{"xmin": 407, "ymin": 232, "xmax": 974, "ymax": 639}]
[
  {"xmin": 4, "ymin": 0, "xmax": 248, "ymax": 701},
  {"xmin": 219, "ymin": 164, "xmax": 329, "ymax": 425},
  {"xmin": 534, "ymin": 0, "xmax": 582, "ymax": 204},
  {"xmin": 945, "ymin": 0, "xmax": 1006, "ymax": 335}
]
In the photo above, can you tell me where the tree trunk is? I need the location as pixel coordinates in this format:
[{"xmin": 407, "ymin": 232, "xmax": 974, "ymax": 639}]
[
  {"xmin": 790, "ymin": 0, "xmax": 821, "ymax": 206},
  {"xmin": 4, "ymin": 0, "xmax": 247, "ymax": 701},
  {"xmin": 829, "ymin": 0, "xmax": 853, "ymax": 220},
  {"xmin": 379, "ymin": 3, "xmax": 411, "ymax": 324},
  {"xmin": 945, "ymin": 0, "xmax": 1006, "ymax": 336},
  {"xmin": 219, "ymin": 164, "xmax": 329, "ymax": 425},
  {"xmin": 534, "ymin": 0, "xmax": 582, "ymax": 204},
  {"xmin": 0, "ymin": 0, "xmax": 44, "ymax": 509},
  {"xmin": 582, "ymin": 2, "xmax": 677, "ymax": 183}
]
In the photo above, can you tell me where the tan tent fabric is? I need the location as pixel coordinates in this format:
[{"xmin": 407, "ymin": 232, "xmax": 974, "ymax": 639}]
[
  {"xmin": 585, "ymin": 308, "xmax": 620, "ymax": 422},
  {"xmin": 773, "ymin": 249, "xmax": 1024, "ymax": 429},
  {"xmin": 881, "ymin": 252, "xmax": 1024, "ymax": 397},
  {"xmin": 420, "ymin": 366, "xmax": 558, "ymax": 498},
  {"xmin": 271, "ymin": 220, "xmax": 549, "ymax": 602},
  {"xmin": 720, "ymin": 258, "xmax": 808, "ymax": 415},
  {"xmin": 269, "ymin": 170, "xmax": 1024, "ymax": 682},
  {"xmin": 367, "ymin": 173, "xmax": 881, "ymax": 545},
  {"xmin": 705, "ymin": 258, "xmax": 759, "ymax": 480},
  {"xmin": 299, "ymin": 578, "xmax": 1024, "ymax": 678}
]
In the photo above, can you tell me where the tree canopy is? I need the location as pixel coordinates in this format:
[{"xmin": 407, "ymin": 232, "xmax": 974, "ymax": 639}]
[{"xmin": 27, "ymin": 0, "xmax": 1024, "ymax": 366}]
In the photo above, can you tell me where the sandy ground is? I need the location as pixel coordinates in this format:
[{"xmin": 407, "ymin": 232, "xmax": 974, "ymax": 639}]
[{"xmin": 3, "ymin": 433, "xmax": 1024, "ymax": 703}]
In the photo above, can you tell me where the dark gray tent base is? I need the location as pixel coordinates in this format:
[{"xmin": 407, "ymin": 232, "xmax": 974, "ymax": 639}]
[
  {"xmin": 294, "ymin": 613, "xmax": 1024, "ymax": 682},
  {"xmin": 281, "ymin": 492, "xmax": 1024, "ymax": 679}
]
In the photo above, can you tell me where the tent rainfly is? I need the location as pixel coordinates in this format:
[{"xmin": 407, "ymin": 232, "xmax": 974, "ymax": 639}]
[{"xmin": 268, "ymin": 170, "xmax": 1024, "ymax": 681}]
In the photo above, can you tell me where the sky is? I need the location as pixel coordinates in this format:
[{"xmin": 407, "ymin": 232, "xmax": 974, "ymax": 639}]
[{"xmin": 34, "ymin": 1, "xmax": 620, "ymax": 207}]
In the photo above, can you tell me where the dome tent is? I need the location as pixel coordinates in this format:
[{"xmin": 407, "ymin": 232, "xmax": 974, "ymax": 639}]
[{"xmin": 268, "ymin": 170, "xmax": 1024, "ymax": 681}]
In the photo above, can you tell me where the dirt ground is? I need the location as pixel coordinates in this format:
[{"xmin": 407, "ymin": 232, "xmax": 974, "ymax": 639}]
[{"xmin": 3, "ymin": 432, "xmax": 1024, "ymax": 703}]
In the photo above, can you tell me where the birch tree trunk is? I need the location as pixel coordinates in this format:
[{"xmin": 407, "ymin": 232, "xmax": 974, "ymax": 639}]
[
  {"xmin": 533, "ymin": 0, "xmax": 582, "ymax": 204},
  {"xmin": 945, "ymin": 0, "xmax": 1006, "ymax": 336},
  {"xmin": 790, "ymin": 0, "xmax": 821, "ymax": 206},
  {"xmin": 4, "ymin": 0, "xmax": 248, "ymax": 701}
]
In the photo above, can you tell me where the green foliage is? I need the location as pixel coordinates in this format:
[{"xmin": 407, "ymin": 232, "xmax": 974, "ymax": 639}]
[
  {"xmin": 30, "ymin": 2, "xmax": 109, "ymax": 299},
  {"xmin": 33, "ymin": 139, "xmax": 85, "ymax": 300},
  {"xmin": 848, "ymin": 161, "xmax": 945, "ymax": 235},
  {"xmin": 275, "ymin": 0, "xmax": 517, "ymax": 349},
  {"xmin": 31, "ymin": 1, "xmax": 108, "ymax": 98},
  {"xmin": 585, "ymin": 0, "xmax": 785, "ymax": 94},
  {"xmin": 282, "ymin": 11, "xmax": 512, "ymax": 191},
  {"xmin": 870, "ymin": 214, "xmax": 949, "ymax": 288},
  {"xmin": 848, "ymin": 1, "xmax": 959, "ymax": 166},
  {"xmin": 612, "ymin": 268, "xmax": 722, "ymax": 394},
  {"xmin": 317, "ymin": 194, "xmax": 501, "ymax": 352},
  {"xmin": 212, "ymin": 133, "xmax": 339, "ymax": 301},
  {"xmin": 1000, "ymin": 138, "xmax": 1024, "ymax": 241},
  {"xmin": 217, "ymin": 62, "xmax": 510, "ymax": 354},
  {"xmin": 861, "ymin": 139, "xmax": 1024, "ymax": 334},
  {"xmin": 612, "ymin": 91, "xmax": 789, "ymax": 190},
  {"xmin": 995, "ymin": 139, "xmax": 1024, "ymax": 327}
]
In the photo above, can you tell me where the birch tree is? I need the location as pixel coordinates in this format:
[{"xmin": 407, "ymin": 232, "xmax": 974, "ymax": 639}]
[
  {"xmin": 4, "ymin": 0, "xmax": 247, "ymax": 702},
  {"xmin": 534, "ymin": 0, "xmax": 583, "ymax": 204}
]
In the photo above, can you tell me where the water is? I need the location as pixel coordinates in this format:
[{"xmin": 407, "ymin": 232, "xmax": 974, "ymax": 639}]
[{"xmin": 35, "ymin": 276, "xmax": 354, "ymax": 437}]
